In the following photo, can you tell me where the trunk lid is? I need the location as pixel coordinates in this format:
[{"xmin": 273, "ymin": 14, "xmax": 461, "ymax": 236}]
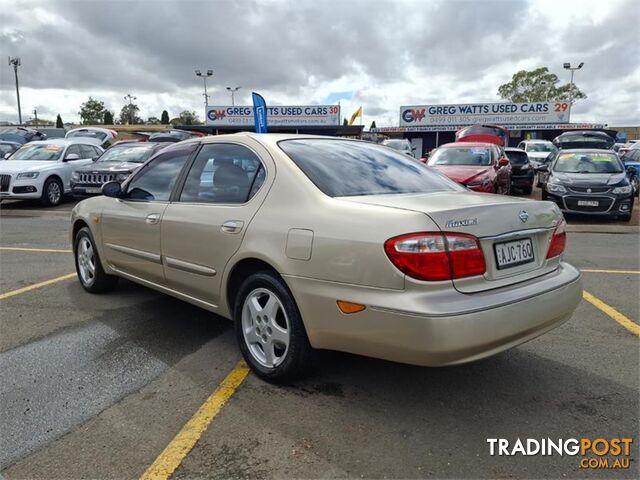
[{"xmin": 341, "ymin": 191, "xmax": 562, "ymax": 293}]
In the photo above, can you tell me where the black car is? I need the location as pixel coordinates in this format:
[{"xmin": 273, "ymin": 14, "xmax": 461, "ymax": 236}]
[
  {"xmin": 70, "ymin": 142, "xmax": 167, "ymax": 196},
  {"xmin": 0, "ymin": 141, "xmax": 21, "ymax": 158},
  {"xmin": 504, "ymin": 147, "xmax": 534, "ymax": 194},
  {"xmin": 0, "ymin": 127, "xmax": 47, "ymax": 144},
  {"xmin": 537, "ymin": 149, "xmax": 635, "ymax": 221}
]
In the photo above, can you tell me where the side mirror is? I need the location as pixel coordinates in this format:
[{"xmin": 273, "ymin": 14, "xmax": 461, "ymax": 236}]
[
  {"xmin": 65, "ymin": 153, "xmax": 80, "ymax": 161},
  {"xmin": 536, "ymin": 165, "xmax": 549, "ymax": 172},
  {"xmin": 3, "ymin": 153, "xmax": 10, "ymax": 159},
  {"xmin": 102, "ymin": 181, "xmax": 122, "ymax": 198},
  {"xmin": 498, "ymin": 158, "xmax": 510, "ymax": 167}
]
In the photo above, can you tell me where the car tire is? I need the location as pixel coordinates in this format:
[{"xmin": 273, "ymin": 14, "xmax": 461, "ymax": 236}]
[
  {"xmin": 541, "ymin": 190, "xmax": 548, "ymax": 200},
  {"xmin": 631, "ymin": 175, "xmax": 639, "ymax": 197},
  {"xmin": 234, "ymin": 271, "xmax": 313, "ymax": 384},
  {"xmin": 74, "ymin": 227, "xmax": 119, "ymax": 293},
  {"xmin": 41, "ymin": 177, "xmax": 64, "ymax": 207},
  {"xmin": 522, "ymin": 185, "xmax": 533, "ymax": 195}
]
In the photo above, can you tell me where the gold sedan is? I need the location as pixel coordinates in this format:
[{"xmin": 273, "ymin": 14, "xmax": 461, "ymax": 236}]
[{"xmin": 71, "ymin": 134, "xmax": 582, "ymax": 383}]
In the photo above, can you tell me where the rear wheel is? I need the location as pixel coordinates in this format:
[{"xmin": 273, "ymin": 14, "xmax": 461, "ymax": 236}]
[
  {"xmin": 74, "ymin": 227, "xmax": 119, "ymax": 293},
  {"xmin": 234, "ymin": 271, "xmax": 313, "ymax": 383},
  {"xmin": 41, "ymin": 177, "xmax": 63, "ymax": 207}
]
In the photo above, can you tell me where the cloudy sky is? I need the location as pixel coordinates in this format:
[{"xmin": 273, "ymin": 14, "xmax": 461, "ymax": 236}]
[{"xmin": 1, "ymin": 0, "xmax": 638, "ymax": 126}]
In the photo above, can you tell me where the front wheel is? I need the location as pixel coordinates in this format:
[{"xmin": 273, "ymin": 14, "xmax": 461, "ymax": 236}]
[
  {"xmin": 41, "ymin": 177, "xmax": 63, "ymax": 207},
  {"xmin": 234, "ymin": 271, "xmax": 313, "ymax": 383},
  {"xmin": 74, "ymin": 227, "xmax": 119, "ymax": 293},
  {"xmin": 630, "ymin": 175, "xmax": 639, "ymax": 197}
]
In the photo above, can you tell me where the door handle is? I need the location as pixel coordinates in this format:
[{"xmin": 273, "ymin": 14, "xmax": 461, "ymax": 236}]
[
  {"xmin": 221, "ymin": 220, "xmax": 244, "ymax": 234},
  {"xmin": 146, "ymin": 213, "xmax": 161, "ymax": 225}
]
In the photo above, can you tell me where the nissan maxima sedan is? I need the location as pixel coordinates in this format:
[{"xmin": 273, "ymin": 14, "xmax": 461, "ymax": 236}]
[{"xmin": 71, "ymin": 134, "xmax": 582, "ymax": 383}]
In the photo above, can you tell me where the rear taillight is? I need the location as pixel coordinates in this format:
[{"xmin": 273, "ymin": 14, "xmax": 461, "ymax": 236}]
[
  {"xmin": 384, "ymin": 232, "xmax": 486, "ymax": 281},
  {"xmin": 546, "ymin": 218, "xmax": 567, "ymax": 259}
]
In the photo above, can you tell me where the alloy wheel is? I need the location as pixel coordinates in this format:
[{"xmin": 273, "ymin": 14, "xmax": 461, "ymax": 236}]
[
  {"xmin": 241, "ymin": 287, "xmax": 290, "ymax": 368},
  {"xmin": 77, "ymin": 236, "xmax": 96, "ymax": 286},
  {"xmin": 48, "ymin": 181, "xmax": 61, "ymax": 205}
]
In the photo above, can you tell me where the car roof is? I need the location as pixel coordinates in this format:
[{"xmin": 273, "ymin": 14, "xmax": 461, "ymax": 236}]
[
  {"xmin": 24, "ymin": 138, "xmax": 97, "ymax": 147},
  {"xmin": 521, "ymin": 139, "xmax": 552, "ymax": 143},
  {"xmin": 555, "ymin": 149, "xmax": 618, "ymax": 154},
  {"xmin": 505, "ymin": 147, "xmax": 526, "ymax": 152},
  {"xmin": 66, "ymin": 127, "xmax": 113, "ymax": 134},
  {"xmin": 438, "ymin": 142, "xmax": 495, "ymax": 148}
]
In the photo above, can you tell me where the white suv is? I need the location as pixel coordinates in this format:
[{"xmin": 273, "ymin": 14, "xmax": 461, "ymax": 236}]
[{"xmin": 0, "ymin": 139, "xmax": 103, "ymax": 206}]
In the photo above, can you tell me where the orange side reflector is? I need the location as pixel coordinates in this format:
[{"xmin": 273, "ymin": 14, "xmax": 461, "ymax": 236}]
[{"xmin": 337, "ymin": 301, "xmax": 366, "ymax": 314}]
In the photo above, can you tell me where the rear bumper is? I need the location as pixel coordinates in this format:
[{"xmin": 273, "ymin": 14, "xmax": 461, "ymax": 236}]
[{"xmin": 284, "ymin": 262, "xmax": 582, "ymax": 366}]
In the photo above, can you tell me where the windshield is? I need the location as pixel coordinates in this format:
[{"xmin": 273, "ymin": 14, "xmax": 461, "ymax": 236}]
[
  {"xmin": 67, "ymin": 130, "xmax": 107, "ymax": 141},
  {"xmin": 554, "ymin": 152, "xmax": 623, "ymax": 174},
  {"xmin": 505, "ymin": 150, "xmax": 528, "ymax": 165},
  {"xmin": 428, "ymin": 147, "xmax": 492, "ymax": 166},
  {"xmin": 97, "ymin": 144, "xmax": 157, "ymax": 163},
  {"xmin": 527, "ymin": 143, "xmax": 556, "ymax": 153},
  {"xmin": 279, "ymin": 139, "xmax": 462, "ymax": 197},
  {"xmin": 382, "ymin": 140, "xmax": 411, "ymax": 151},
  {"xmin": 9, "ymin": 144, "xmax": 63, "ymax": 161},
  {"xmin": 0, "ymin": 144, "xmax": 17, "ymax": 156}
]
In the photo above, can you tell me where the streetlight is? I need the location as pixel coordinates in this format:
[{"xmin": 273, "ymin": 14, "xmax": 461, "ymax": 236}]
[
  {"xmin": 195, "ymin": 69, "xmax": 213, "ymax": 107},
  {"xmin": 226, "ymin": 86, "xmax": 241, "ymax": 106},
  {"xmin": 540, "ymin": 80, "xmax": 551, "ymax": 102},
  {"xmin": 124, "ymin": 94, "xmax": 136, "ymax": 124},
  {"xmin": 8, "ymin": 57, "xmax": 22, "ymax": 124},
  {"xmin": 563, "ymin": 62, "xmax": 584, "ymax": 121}
]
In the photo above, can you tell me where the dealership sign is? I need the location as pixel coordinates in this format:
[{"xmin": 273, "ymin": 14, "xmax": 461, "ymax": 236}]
[
  {"xmin": 400, "ymin": 102, "xmax": 570, "ymax": 127},
  {"xmin": 372, "ymin": 123, "xmax": 605, "ymax": 134},
  {"xmin": 207, "ymin": 105, "xmax": 340, "ymax": 126}
]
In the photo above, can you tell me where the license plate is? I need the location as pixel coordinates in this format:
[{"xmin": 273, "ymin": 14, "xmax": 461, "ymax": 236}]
[
  {"xmin": 85, "ymin": 187, "xmax": 102, "ymax": 194},
  {"xmin": 578, "ymin": 200, "xmax": 599, "ymax": 207},
  {"xmin": 494, "ymin": 238, "xmax": 535, "ymax": 270}
]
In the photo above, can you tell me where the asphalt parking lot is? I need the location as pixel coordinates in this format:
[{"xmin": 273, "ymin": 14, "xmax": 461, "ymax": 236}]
[{"xmin": 1, "ymin": 193, "xmax": 638, "ymax": 479}]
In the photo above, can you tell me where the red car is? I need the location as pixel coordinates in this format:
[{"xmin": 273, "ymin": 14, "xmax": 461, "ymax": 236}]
[
  {"xmin": 456, "ymin": 124, "xmax": 510, "ymax": 147},
  {"xmin": 427, "ymin": 142, "xmax": 512, "ymax": 194}
]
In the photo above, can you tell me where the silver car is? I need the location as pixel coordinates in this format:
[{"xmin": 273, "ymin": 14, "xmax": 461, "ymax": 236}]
[{"xmin": 71, "ymin": 134, "xmax": 582, "ymax": 383}]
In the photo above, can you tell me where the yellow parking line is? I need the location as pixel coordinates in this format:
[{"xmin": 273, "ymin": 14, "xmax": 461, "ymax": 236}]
[
  {"xmin": 140, "ymin": 361, "xmax": 250, "ymax": 480},
  {"xmin": 0, "ymin": 273, "xmax": 76, "ymax": 300},
  {"xmin": 581, "ymin": 269, "xmax": 640, "ymax": 275},
  {"xmin": 583, "ymin": 291, "xmax": 640, "ymax": 337}
]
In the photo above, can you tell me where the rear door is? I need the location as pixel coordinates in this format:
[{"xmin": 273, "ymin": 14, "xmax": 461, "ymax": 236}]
[{"xmin": 160, "ymin": 141, "xmax": 270, "ymax": 305}]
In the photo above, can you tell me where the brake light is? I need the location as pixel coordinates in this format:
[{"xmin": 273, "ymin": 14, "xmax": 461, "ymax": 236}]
[
  {"xmin": 384, "ymin": 232, "xmax": 486, "ymax": 281},
  {"xmin": 546, "ymin": 218, "xmax": 567, "ymax": 259}
]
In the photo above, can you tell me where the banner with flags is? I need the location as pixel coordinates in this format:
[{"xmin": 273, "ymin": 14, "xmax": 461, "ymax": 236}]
[
  {"xmin": 252, "ymin": 92, "xmax": 268, "ymax": 133},
  {"xmin": 348, "ymin": 106, "xmax": 363, "ymax": 126}
]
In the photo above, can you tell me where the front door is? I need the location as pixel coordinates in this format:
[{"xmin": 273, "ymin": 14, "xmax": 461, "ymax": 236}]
[
  {"xmin": 101, "ymin": 143, "xmax": 197, "ymax": 284},
  {"xmin": 61, "ymin": 144, "xmax": 94, "ymax": 191},
  {"xmin": 160, "ymin": 142, "xmax": 269, "ymax": 305}
]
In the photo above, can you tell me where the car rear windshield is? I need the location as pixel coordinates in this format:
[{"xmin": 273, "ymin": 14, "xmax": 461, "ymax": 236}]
[
  {"xmin": 382, "ymin": 140, "xmax": 411, "ymax": 151},
  {"xmin": 279, "ymin": 139, "xmax": 462, "ymax": 197},
  {"xmin": 428, "ymin": 147, "xmax": 492, "ymax": 166},
  {"xmin": 554, "ymin": 152, "xmax": 623, "ymax": 173},
  {"xmin": 505, "ymin": 150, "xmax": 529, "ymax": 165},
  {"xmin": 527, "ymin": 143, "xmax": 556, "ymax": 152},
  {"xmin": 67, "ymin": 130, "xmax": 107, "ymax": 141},
  {"xmin": 9, "ymin": 144, "xmax": 63, "ymax": 161},
  {"xmin": 98, "ymin": 144, "xmax": 157, "ymax": 163}
]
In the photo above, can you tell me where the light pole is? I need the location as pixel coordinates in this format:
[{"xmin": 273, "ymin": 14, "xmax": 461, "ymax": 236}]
[
  {"xmin": 195, "ymin": 69, "xmax": 213, "ymax": 108},
  {"xmin": 563, "ymin": 62, "xmax": 584, "ymax": 121},
  {"xmin": 124, "ymin": 94, "xmax": 136, "ymax": 124},
  {"xmin": 8, "ymin": 57, "xmax": 22, "ymax": 124},
  {"xmin": 226, "ymin": 86, "xmax": 241, "ymax": 106}
]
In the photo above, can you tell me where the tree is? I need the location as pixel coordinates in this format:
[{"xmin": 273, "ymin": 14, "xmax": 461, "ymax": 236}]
[
  {"xmin": 370, "ymin": 121, "xmax": 377, "ymax": 129},
  {"xmin": 343, "ymin": 118, "xmax": 348, "ymax": 125},
  {"xmin": 170, "ymin": 110, "xmax": 202, "ymax": 126},
  {"xmin": 497, "ymin": 67, "xmax": 587, "ymax": 105},
  {"xmin": 161, "ymin": 110, "xmax": 170, "ymax": 125},
  {"xmin": 103, "ymin": 110, "xmax": 114, "ymax": 125},
  {"xmin": 78, "ymin": 97, "xmax": 107, "ymax": 124},
  {"xmin": 55, "ymin": 114, "xmax": 63, "ymax": 128},
  {"xmin": 147, "ymin": 116, "xmax": 161, "ymax": 125},
  {"xmin": 119, "ymin": 103, "xmax": 143, "ymax": 124}
]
